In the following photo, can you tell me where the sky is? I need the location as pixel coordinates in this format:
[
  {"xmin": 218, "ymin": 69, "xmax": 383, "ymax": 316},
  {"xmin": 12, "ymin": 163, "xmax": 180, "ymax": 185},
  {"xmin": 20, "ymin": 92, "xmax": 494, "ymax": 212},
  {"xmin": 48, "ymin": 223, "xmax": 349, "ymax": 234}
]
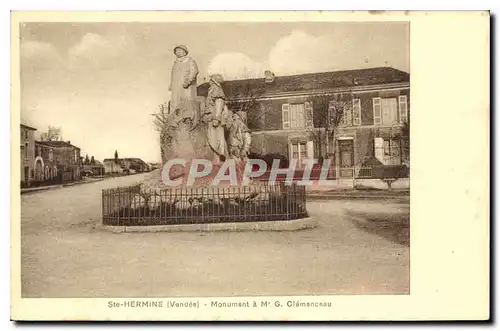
[{"xmin": 20, "ymin": 22, "xmax": 409, "ymax": 163}]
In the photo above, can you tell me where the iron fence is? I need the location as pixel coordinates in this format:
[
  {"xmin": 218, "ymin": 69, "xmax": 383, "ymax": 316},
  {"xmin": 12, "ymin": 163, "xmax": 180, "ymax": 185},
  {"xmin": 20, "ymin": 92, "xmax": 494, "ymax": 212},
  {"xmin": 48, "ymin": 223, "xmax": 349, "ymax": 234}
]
[{"xmin": 102, "ymin": 183, "xmax": 308, "ymax": 226}]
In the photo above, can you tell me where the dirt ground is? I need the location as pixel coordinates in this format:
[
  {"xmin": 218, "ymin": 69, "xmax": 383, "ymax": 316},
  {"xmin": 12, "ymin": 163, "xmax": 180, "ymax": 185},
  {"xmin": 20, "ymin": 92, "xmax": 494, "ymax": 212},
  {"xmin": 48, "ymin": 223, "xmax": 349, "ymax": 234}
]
[{"xmin": 20, "ymin": 173, "xmax": 409, "ymax": 298}]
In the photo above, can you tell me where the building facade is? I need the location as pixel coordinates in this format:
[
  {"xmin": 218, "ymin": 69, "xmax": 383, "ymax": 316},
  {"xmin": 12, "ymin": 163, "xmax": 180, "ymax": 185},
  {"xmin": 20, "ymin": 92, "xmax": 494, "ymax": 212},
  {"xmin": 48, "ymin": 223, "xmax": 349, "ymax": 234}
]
[
  {"xmin": 34, "ymin": 140, "xmax": 82, "ymax": 182},
  {"xmin": 20, "ymin": 123, "xmax": 37, "ymax": 184},
  {"xmin": 197, "ymin": 67, "xmax": 410, "ymax": 178}
]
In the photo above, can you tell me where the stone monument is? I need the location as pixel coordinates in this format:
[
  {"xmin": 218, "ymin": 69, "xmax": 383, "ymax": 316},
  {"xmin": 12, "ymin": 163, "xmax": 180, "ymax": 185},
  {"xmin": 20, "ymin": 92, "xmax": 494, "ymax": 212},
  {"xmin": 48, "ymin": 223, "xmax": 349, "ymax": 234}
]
[
  {"xmin": 102, "ymin": 44, "xmax": 310, "ymax": 228},
  {"xmin": 142, "ymin": 45, "xmax": 252, "ymax": 190}
]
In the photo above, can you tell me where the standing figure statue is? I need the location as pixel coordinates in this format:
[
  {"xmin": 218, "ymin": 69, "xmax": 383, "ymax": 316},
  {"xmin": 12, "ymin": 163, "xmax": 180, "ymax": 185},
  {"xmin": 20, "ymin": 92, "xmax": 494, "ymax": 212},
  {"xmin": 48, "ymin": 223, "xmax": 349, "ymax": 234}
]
[
  {"xmin": 163, "ymin": 45, "xmax": 199, "ymax": 180},
  {"xmin": 203, "ymin": 74, "xmax": 229, "ymax": 163},
  {"xmin": 227, "ymin": 111, "xmax": 251, "ymax": 160},
  {"xmin": 169, "ymin": 45, "xmax": 199, "ymax": 125}
]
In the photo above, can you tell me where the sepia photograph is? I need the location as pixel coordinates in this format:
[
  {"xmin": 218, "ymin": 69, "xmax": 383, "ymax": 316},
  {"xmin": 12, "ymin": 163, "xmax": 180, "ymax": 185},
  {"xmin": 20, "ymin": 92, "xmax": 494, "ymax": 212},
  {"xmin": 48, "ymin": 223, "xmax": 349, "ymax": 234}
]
[
  {"xmin": 19, "ymin": 19, "xmax": 410, "ymax": 298},
  {"xmin": 10, "ymin": 10, "xmax": 489, "ymax": 321}
]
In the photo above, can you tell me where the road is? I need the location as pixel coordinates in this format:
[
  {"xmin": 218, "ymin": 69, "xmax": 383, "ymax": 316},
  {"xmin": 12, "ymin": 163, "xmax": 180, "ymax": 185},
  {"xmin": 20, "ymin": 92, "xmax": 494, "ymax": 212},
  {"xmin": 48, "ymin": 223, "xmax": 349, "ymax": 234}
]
[{"xmin": 20, "ymin": 173, "xmax": 409, "ymax": 298}]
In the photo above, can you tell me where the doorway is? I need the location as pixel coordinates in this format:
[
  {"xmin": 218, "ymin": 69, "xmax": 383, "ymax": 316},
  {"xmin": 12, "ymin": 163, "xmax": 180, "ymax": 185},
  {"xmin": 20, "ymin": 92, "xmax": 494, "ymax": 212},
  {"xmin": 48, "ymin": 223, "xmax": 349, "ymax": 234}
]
[
  {"xmin": 338, "ymin": 139, "xmax": 354, "ymax": 178},
  {"xmin": 24, "ymin": 166, "xmax": 29, "ymax": 182}
]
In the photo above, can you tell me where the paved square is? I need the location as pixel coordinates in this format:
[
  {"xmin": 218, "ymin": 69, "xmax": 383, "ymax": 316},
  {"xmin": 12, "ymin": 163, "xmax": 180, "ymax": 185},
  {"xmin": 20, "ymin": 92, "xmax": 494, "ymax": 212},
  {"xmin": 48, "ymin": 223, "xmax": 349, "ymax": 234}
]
[{"xmin": 21, "ymin": 174, "xmax": 409, "ymax": 298}]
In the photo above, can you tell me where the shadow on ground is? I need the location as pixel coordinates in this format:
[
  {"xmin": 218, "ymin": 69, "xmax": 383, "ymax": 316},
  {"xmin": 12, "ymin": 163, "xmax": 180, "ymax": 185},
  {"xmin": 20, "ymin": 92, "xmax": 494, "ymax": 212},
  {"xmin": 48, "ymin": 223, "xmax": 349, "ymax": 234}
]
[{"xmin": 347, "ymin": 209, "xmax": 410, "ymax": 246}]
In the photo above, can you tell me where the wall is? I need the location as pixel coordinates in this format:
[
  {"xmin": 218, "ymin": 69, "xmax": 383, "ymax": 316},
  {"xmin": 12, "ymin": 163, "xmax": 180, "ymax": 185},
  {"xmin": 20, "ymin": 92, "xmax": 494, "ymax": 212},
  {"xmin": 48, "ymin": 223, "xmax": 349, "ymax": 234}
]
[
  {"xmin": 103, "ymin": 161, "xmax": 124, "ymax": 174},
  {"xmin": 36, "ymin": 144, "xmax": 58, "ymax": 180},
  {"xmin": 250, "ymin": 132, "xmax": 288, "ymax": 156},
  {"xmin": 247, "ymin": 88, "xmax": 409, "ymax": 132},
  {"xmin": 20, "ymin": 127, "xmax": 36, "ymax": 183}
]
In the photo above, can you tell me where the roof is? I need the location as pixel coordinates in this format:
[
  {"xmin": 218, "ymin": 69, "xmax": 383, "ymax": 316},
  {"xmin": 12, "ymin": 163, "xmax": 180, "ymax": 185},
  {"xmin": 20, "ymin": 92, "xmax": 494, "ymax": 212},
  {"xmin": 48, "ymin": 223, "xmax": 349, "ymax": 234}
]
[
  {"xmin": 20, "ymin": 123, "xmax": 37, "ymax": 131},
  {"xmin": 197, "ymin": 67, "xmax": 409, "ymax": 98},
  {"xmin": 103, "ymin": 158, "xmax": 147, "ymax": 164},
  {"xmin": 35, "ymin": 140, "xmax": 80, "ymax": 149}
]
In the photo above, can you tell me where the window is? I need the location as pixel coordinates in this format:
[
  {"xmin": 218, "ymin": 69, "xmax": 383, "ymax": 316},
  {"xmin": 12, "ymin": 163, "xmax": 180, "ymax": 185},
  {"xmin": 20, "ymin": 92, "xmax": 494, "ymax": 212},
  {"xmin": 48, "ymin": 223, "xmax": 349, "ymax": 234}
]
[
  {"xmin": 290, "ymin": 141, "xmax": 313, "ymax": 163},
  {"xmin": 282, "ymin": 103, "xmax": 313, "ymax": 129},
  {"xmin": 48, "ymin": 149, "xmax": 53, "ymax": 162},
  {"xmin": 352, "ymin": 99, "xmax": 361, "ymax": 125},
  {"xmin": 399, "ymin": 95, "xmax": 408, "ymax": 123},
  {"xmin": 341, "ymin": 104, "xmax": 352, "ymax": 126},
  {"xmin": 290, "ymin": 104, "xmax": 305, "ymax": 128},
  {"xmin": 24, "ymin": 143, "xmax": 28, "ymax": 160},
  {"xmin": 373, "ymin": 97, "xmax": 399, "ymax": 125},
  {"xmin": 376, "ymin": 137, "xmax": 404, "ymax": 165}
]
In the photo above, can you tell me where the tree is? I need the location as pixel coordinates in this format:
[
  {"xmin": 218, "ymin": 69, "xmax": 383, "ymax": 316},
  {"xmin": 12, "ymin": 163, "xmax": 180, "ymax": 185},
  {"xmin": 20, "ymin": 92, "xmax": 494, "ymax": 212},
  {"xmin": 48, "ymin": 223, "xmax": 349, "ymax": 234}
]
[
  {"xmin": 90, "ymin": 156, "xmax": 95, "ymax": 165},
  {"xmin": 306, "ymin": 91, "xmax": 353, "ymax": 158},
  {"xmin": 114, "ymin": 150, "xmax": 118, "ymax": 160},
  {"xmin": 40, "ymin": 126, "xmax": 62, "ymax": 141},
  {"xmin": 225, "ymin": 83, "xmax": 262, "ymax": 124},
  {"xmin": 393, "ymin": 120, "xmax": 410, "ymax": 166},
  {"xmin": 84, "ymin": 154, "xmax": 90, "ymax": 165},
  {"xmin": 152, "ymin": 101, "xmax": 170, "ymax": 132}
]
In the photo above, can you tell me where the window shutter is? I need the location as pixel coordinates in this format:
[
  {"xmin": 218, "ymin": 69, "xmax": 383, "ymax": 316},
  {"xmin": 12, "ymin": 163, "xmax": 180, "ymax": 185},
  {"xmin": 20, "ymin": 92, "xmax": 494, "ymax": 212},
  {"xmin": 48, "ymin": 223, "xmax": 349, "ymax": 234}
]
[
  {"xmin": 352, "ymin": 99, "xmax": 361, "ymax": 126},
  {"xmin": 399, "ymin": 95, "xmax": 408, "ymax": 123},
  {"xmin": 282, "ymin": 103, "xmax": 290, "ymax": 129},
  {"xmin": 305, "ymin": 101, "xmax": 313, "ymax": 128},
  {"xmin": 373, "ymin": 97, "xmax": 382, "ymax": 125}
]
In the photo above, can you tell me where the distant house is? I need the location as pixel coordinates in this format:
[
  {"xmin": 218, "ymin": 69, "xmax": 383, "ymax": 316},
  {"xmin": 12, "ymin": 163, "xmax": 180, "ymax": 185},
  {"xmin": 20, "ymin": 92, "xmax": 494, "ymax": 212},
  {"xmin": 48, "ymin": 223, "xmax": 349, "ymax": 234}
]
[
  {"xmin": 103, "ymin": 159, "xmax": 126, "ymax": 174},
  {"xmin": 197, "ymin": 67, "xmax": 409, "ymax": 178},
  {"xmin": 103, "ymin": 157, "xmax": 149, "ymax": 174},
  {"xmin": 35, "ymin": 140, "xmax": 82, "ymax": 182},
  {"xmin": 20, "ymin": 123, "xmax": 37, "ymax": 185},
  {"xmin": 82, "ymin": 157, "xmax": 105, "ymax": 176}
]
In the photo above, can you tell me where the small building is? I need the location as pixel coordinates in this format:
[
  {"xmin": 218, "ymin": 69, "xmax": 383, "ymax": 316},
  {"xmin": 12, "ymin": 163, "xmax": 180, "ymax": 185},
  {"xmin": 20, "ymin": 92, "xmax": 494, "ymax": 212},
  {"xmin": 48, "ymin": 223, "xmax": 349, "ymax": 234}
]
[
  {"xmin": 102, "ymin": 157, "xmax": 149, "ymax": 174},
  {"xmin": 103, "ymin": 159, "xmax": 126, "ymax": 174},
  {"xmin": 82, "ymin": 157, "xmax": 105, "ymax": 176},
  {"xmin": 20, "ymin": 123, "xmax": 37, "ymax": 185}
]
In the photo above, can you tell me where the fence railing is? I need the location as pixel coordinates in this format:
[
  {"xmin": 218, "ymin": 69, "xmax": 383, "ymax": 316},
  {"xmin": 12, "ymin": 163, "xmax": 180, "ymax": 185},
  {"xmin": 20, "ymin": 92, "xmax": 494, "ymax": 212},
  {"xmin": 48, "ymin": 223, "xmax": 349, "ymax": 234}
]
[
  {"xmin": 102, "ymin": 183, "xmax": 308, "ymax": 226},
  {"xmin": 333, "ymin": 165, "xmax": 409, "ymax": 179}
]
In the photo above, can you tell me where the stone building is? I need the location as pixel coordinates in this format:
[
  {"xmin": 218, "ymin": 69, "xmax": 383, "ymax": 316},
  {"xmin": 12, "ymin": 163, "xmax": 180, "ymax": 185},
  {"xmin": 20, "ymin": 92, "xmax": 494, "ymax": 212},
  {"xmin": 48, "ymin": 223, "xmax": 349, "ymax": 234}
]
[
  {"xmin": 197, "ymin": 67, "xmax": 409, "ymax": 178},
  {"xmin": 34, "ymin": 140, "xmax": 82, "ymax": 182},
  {"xmin": 20, "ymin": 123, "xmax": 37, "ymax": 185}
]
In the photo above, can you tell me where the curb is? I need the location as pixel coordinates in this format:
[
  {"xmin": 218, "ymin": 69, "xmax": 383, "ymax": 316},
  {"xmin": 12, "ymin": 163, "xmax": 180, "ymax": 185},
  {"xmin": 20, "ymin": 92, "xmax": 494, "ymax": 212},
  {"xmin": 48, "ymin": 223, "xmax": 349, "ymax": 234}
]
[
  {"xmin": 21, "ymin": 178, "xmax": 105, "ymax": 195},
  {"xmin": 62, "ymin": 179, "xmax": 104, "ymax": 187},
  {"xmin": 20, "ymin": 185, "xmax": 63, "ymax": 194},
  {"xmin": 100, "ymin": 217, "xmax": 317, "ymax": 233},
  {"xmin": 307, "ymin": 194, "xmax": 409, "ymax": 200}
]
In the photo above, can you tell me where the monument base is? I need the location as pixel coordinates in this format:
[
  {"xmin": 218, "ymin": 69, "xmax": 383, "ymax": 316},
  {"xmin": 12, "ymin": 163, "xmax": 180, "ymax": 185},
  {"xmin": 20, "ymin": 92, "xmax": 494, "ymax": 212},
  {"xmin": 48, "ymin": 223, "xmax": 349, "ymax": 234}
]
[
  {"xmin": 101, "ymin": 174, "xmax": 309, "ymax": 229},
  {"xmin": 101, "ymin": 217, "xmax": 317, "ymax": 233}
]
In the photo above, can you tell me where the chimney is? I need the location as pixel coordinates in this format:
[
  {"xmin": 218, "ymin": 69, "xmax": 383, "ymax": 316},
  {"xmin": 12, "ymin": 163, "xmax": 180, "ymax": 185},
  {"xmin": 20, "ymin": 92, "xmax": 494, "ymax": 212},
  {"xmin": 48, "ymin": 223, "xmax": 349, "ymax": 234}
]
[{"xmin": 264, "ymin": 70, "xmax": 275, "ymax": 83}]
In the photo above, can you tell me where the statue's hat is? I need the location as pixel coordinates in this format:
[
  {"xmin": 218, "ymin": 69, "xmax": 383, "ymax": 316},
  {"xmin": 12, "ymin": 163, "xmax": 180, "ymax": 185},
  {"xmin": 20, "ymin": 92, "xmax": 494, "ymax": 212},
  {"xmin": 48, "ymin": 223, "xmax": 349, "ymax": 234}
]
[{"xmin": 173, "ymin": 45, "xmax": 188, "ymax": 54}]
